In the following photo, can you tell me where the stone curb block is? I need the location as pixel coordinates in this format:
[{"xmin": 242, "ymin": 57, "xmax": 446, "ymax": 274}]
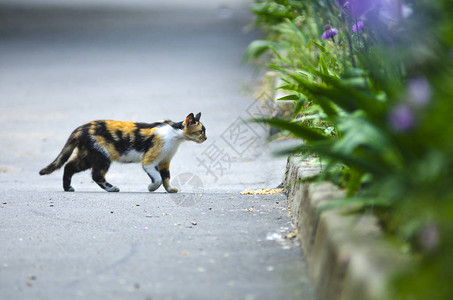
[{"xmin": 284, "ymin": 156, "xmax": 408, "ymax": 300}]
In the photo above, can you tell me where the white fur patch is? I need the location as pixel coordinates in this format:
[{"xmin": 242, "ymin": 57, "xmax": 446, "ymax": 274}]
[
  {"xmin": 143, "ymin": 164, "xmax": 162, "ymax": 186},
  {"xmin": 118, "ymin": 149, "xmax": 143, "ymax": 163},
  {"xmin": 156, "ymin": 124, "xmax": 185, "ymax": 162},
  {"xmin": 90, "ymin": 136, "xmax": 110, "ymax": 159}
]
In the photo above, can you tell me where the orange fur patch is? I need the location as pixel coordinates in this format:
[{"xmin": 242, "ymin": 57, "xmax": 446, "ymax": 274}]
[
  {"xmin": 158, "ymin": 161, "xmax": 170, "ymax": 171},
  {"xmin": 140, "ymin": 127, "xmax": 158, "ymax": 137},
  {"xmin": 142, "ymin": 134, "xmax": 163, "ymax": 165},
  {"xmin": 105, "ymin": 121, "xmax": 137, "ymax": 142},
  {"xmin": 94, "ymin": 136, "xmax": 120, "ymax": 160}
]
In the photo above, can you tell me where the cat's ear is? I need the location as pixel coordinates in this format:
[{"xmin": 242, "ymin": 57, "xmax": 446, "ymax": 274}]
[
  {"xmin": 195, "ymin": 112, "xmax": 201, "ymax": 121},
  {"xmin": 184, "ymin": 113, "xmax": 195, "ymax": 126}
]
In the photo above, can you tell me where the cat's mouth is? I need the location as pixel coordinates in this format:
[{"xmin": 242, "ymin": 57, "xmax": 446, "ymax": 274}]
[{"xmin": 197, "ymin": 136, "xmax": 207, "ymax": 143}]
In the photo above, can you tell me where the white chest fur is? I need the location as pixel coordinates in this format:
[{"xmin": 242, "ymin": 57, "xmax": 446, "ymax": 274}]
[{"xmin": 157, "ymin": 124, "xmax": 184, "ymax": 162}]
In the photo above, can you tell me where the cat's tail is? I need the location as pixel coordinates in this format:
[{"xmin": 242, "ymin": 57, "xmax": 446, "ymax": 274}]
[{"xmin": 39, "ymin": 129, "xmax": 80, "ymax": 175}]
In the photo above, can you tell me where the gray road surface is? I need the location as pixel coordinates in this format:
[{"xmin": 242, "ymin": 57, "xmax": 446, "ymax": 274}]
[{"xmin": 0, "ymin": 1, "xmax": 314, "ymax": 299}]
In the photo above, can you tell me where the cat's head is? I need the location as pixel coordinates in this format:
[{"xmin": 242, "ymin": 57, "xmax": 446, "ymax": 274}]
[{"xmin": 183, "ymin": 112, "xmax": 207, "ymax": 143}]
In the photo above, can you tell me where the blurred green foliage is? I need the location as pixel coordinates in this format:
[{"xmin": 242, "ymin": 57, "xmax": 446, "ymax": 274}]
[{"xmin": 247, "ymin": 0, "xmax": 453, "ymax": 298}]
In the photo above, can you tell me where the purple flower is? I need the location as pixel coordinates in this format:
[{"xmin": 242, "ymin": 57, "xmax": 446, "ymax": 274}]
[
  {"xmin": 389, "ymin": 104, "xmax": 415, "ymax": 131},
  {"xmin": 352, "ymin": 20, "xmax": 364, "ymax": 32},
  {"xmin": 408, "ymin": 76, "xmax": 431, "ymax": 106},
  {"xmin": 322, "ymin": 25, "xmax": 338, "ymax": 42}
]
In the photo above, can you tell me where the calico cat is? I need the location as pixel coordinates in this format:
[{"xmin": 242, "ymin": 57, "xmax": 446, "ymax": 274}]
[{"xmin": 39, "ymin": 112, "xmax": 206, "ymax": 193}]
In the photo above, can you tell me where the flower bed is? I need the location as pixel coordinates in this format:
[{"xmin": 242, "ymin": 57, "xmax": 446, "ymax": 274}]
[{"xmin": 246, "ymin": 1, "xmax": 453, "ymax": 299}]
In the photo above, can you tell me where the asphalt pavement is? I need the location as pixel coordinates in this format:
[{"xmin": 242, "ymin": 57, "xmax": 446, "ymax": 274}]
[{"xmin": 0, "ymin": 1, "xmax": 314, "ymax": 299}]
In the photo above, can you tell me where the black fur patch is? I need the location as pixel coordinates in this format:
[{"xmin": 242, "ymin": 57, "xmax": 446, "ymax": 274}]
[
  {"xmin": 170, "ymin": 121, "xmax": 184, "ymax": 130},
  {"xmin": 135, "ymin": 122, "xmax": 161, "ymax": 129},
  {"xmin": 114, "ymin": 130, "xmax": 130, "ymax": 154},
  {"xmin": 159, "ymin": 168, "xmax": 170, "ymax": 179}
]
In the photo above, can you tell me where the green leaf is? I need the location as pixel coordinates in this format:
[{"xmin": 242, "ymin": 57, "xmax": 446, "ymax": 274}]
[
  {"xmin": 254, "ymin": 118, "xmax": 329, "ymax": 142},
  {"xmin": 313, "ymin": 144, "xmax": 388, "ymax": 175},
  {"xmin": 277, "ymin": 94, "xmax": 299, "ymax": 101},
  {"xmin": 346, "ymin": 168, "xmax": 365, "ymax": 197},
  {"xmin": 284, "ymin": 19, "xmax": 307, "ymax": 44},
  {"xmin": 292, "ymin": 99, "xmax": 304, "ymax": 118},
  {"xmin": 243, "ymin": 40, "xmax": 277, "ymax": 62},
  {"xmin": 250, "ymin": 2, "xmax": 288, "ymax": 18},
  {"xmin": 319, "ymin": 56, "xmax": 330, "ymax": 76},
  {"xmin": 313, "ymin": 95, "xmax": 340, "ymax": 121},
  {"xmin": 309, "ymin": 40, "xmax": 327, "ymax": 53}
]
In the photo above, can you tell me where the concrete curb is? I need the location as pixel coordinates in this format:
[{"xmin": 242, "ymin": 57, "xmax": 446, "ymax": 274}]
[{"xmin": 284, "ymin": 155, "xmax": 408, "ymax": 300}]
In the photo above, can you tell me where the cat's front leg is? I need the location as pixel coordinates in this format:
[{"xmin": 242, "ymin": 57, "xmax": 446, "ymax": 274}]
[
  {"xmin": 158, "ymin": 161, "xmax": 178, "ymax": 193},
  {"xmin": 163, "ymin": 179, "xmax": 178, "ymax": 193},
  {"xmin": 143, "ymin": 164, "xmax": 162, "ymax": 192},
  {"xmin": 165, "ymin": 185, "xmax": 178, "ymax": 193}
]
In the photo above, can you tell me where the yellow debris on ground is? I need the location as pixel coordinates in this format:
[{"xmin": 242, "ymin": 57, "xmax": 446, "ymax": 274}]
[
  {"xmin": 284, "ymin": 231, "xmax": 298, "ymax": 240},
  {"xmin": 240, "ymin": 188, "xmax": 283, "ymax": 195}
]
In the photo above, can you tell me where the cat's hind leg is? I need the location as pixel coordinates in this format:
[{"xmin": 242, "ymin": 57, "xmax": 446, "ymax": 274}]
[
  {"xmin": 158, "ymin": 161, "xmax": 178, "ymax": 193},
  {"xmin": 91, "ymin": 153, "xmax": 119, "ymax": 192},
  {"xmin": 63, "ymin": 149, "xmax": 91, "ymax": 192},
  {"xmin": 143, "ymin": 164, "xmax": 162, "ymax": 192}
]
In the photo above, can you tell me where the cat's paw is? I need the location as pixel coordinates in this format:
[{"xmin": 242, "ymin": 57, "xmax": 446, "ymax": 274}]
[
  {"xmin": 64, "ymin": 186, "xmax": 75, "ymax": 192},
  {"xmin": 106, "ymin": 186, "xmax": 120, "ymax": 192},
  {"xmin": 148, "ymin": 182, "xmax": 162, "ymax": 192},
  {"xmin": 166, "ymin": 187, "xmax": 178, "ymax": 193}
]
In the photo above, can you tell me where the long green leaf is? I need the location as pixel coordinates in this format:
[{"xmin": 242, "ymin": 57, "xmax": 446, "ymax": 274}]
[
  {"xmin": 309, "ymin": 40, "xmax": 326, "ymax": 53},
  {"xmin": 277, "ymin": 94, "xmax": 299, "ymax": 101},
  {"xmin": 243, "ymin": 40, "xmax": 277, "ymax": 62},
  {"xmin": 313, "ymin": 144, "xmax": 388, "ymax": 175},
  {"xmin": 254, "ymin": 118, "xmax": 329, "ymax": 142}
]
